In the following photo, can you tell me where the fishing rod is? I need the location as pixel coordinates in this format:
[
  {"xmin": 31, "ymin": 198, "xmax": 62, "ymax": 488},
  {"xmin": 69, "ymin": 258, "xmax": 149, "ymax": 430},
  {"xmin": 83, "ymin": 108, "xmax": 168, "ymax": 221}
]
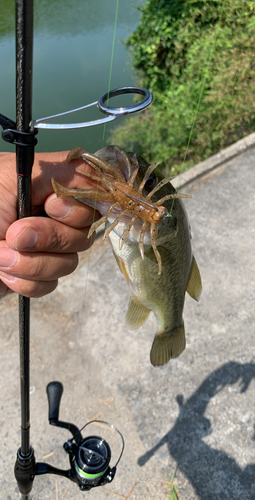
[{"xmin": 0, "ymin": 1, "xmax": 152, "ymax": 498}]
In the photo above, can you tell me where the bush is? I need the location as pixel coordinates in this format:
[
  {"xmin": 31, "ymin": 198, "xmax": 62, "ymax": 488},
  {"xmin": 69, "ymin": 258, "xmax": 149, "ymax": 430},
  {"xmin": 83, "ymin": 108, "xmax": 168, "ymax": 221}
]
[{"xmin": 111, "ymin": 0, "xmax": 255, "ymax": 175}]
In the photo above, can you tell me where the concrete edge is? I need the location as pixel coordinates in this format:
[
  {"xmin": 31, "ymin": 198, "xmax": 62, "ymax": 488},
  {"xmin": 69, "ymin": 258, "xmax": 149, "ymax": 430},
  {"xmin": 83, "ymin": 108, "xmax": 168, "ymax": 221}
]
[{"xmin": 171, "ymin": 132, "xmax": 255, "ymax": 189}]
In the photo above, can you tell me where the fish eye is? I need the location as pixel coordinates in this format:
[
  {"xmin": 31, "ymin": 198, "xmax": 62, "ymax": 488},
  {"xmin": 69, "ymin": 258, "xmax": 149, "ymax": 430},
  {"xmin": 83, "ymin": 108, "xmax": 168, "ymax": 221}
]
[{"xmin": 145, "ymin": 173, "xmax": 157, "ymax": 190}]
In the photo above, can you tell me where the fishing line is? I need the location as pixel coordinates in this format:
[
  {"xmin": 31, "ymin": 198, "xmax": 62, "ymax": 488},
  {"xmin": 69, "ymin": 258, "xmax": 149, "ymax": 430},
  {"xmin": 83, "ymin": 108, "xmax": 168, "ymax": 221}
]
[
  {"xmin": 73, "ymin": 0, "xmax": 222, "ymax": 375},
  {"xmin": 169, "ymin": 0, "xmax": 226, "ymax": 216},
  {"xmin": 101, "ymin": 0, "xmax": 120, "ymax": 148},
  {"xmin": 70, "ymin": 0, "xmax": 225, "ymax": 417},
  {"xmin": 68, "ymin": 0, "xmax": 120, "ymax": 421},
  {"xmin": 83, "ymin": 0, "xmax": 120, "ymax": 278},
  {"xmin": 83, "ymin": 0, "xmax": 120, "ymax": 293}
]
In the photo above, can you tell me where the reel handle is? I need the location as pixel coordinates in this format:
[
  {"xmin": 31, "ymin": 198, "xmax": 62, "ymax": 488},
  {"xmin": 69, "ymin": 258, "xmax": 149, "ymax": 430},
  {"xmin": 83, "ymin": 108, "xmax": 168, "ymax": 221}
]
[{"xmin": 46, "ymin": 381, "xmax": 63, "ymax": 423}]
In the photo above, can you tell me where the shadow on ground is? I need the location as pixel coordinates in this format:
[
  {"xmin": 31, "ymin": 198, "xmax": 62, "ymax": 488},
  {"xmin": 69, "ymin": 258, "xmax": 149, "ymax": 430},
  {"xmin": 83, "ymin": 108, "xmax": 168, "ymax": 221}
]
[{"xmin": 138, "ymin": 361, "xmax": 255, "ymax": 499}]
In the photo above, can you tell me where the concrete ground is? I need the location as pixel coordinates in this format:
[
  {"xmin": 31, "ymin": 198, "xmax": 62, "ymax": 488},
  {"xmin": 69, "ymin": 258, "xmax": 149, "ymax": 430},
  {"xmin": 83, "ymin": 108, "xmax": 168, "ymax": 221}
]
[{"xmin": 0, "ymin": 134, "xmax": 255, "ymax": 500}]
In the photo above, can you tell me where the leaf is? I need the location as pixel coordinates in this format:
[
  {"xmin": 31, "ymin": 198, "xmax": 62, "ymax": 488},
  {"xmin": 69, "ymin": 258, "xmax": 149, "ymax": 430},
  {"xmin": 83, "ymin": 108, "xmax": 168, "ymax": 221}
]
[{"xmin": 112, "ymin": 0, "xmax": 255, "ymax": 174}]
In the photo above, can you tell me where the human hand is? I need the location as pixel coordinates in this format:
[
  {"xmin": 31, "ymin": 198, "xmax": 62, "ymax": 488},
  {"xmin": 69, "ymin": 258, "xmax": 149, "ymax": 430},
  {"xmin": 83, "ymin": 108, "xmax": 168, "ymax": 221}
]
[{"xmin": 0, "ymin": 151, "xmax": 100, "ymax": 297}]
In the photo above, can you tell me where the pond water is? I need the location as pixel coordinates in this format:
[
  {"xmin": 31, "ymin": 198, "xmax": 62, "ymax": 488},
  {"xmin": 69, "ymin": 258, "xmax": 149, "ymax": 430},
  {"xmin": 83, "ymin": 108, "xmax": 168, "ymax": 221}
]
[{"xmin": 0, "ymin": 0, "xmax": 144, "ymax": 153}]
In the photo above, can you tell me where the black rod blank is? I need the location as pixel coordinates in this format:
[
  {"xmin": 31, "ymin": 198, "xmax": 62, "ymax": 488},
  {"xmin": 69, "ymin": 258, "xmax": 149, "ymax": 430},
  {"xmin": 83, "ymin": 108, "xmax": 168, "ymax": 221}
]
[{"xmin": 15, "ymin": 0, "xmax": 35, "ymax": 458}]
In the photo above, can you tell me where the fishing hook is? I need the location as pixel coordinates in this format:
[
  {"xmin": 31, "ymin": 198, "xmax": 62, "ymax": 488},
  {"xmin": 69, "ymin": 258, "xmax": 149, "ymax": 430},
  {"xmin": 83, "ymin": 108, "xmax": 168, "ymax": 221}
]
[{"xmin": 124, "ymin": 193, "xmax": 160, "ymax": 211}]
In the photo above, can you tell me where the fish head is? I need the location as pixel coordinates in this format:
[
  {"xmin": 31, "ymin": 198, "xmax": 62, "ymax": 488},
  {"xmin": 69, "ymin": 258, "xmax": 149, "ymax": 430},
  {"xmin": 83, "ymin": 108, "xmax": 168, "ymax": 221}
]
[
  {"xmin": 94, "ymin": 146, "xmax": 160, "ymax": 194},
  {"xmin": 94, "ymin": 145, "xmax": 134, "ymax": 182},
  {"xmin": 93, "ymin": 146, "xmax": 183, "ymax": 246}
]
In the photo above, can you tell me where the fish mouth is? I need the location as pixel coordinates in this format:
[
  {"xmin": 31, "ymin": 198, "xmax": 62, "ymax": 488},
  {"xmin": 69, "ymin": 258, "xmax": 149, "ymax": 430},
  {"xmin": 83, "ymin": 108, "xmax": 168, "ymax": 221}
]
[{"xmin": 94, "ymin": 146, "xmax": 134, "ymax": 183}]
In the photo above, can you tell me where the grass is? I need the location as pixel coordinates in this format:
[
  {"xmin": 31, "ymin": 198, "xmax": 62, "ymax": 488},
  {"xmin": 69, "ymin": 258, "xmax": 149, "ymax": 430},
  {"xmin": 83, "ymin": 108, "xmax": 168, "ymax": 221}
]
[
  {"xmin": 168, "ymin": 468, "xmax": 205, "ymax": 500},
  {"xmin": 168, "ymin": 467, "xmax": 180, "ymax": 500}
]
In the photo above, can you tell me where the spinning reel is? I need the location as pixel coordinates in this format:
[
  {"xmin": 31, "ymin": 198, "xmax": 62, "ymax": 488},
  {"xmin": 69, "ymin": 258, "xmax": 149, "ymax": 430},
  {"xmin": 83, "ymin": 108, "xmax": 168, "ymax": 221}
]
[{"xmin": 15, "ymin": 382, "xmax": 124, "ymax": 494}]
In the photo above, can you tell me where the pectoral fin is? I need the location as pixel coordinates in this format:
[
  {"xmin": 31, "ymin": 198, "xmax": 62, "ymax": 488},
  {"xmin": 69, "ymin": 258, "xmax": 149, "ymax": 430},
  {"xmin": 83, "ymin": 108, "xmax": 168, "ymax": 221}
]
[
  {"xmin": 125, "ymin": 297, "xmax": 151, "ymax": 329},
  {"xmin": 150, "ymin": 325, "xmax": 186, "ymax": 367},
  {"xmin": 186, "ymin": 256, "xmax": 202, "ymax": 302},
  {"xmin": 112, "ymin": 252, "xmax": 130, "ymax": 284}
]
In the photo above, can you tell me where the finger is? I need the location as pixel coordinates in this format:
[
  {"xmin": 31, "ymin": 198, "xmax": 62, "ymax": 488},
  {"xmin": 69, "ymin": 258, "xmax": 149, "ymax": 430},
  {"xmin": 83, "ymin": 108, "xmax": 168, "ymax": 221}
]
[
  {"xmin": 0, "ymin": 151, "xmax": 98, "ymax": 238},
  {"xmin": 31, "ymin": 151, "xmax": 97, "ymax": 206},
  {"xmin": 0, "ymin": 280, "xmax": 13, "ymax": 295},
  {"xmin": 0, "ymin": 272, "xmax": 58, "ymax": 298},
  {"xmin": 0, "ymin": 241, "xmax": 13, "ymax": 294},
  {"xmin": 6, "ymin": 217, "xmax": 96, "ymax": 254},
  {"xmin": 45, "ymin": 192, "xmax": 101, "ymax": 228},
  {"xmin": 0, "ymin": 248, "xmax": 78, "ymax": 282}
]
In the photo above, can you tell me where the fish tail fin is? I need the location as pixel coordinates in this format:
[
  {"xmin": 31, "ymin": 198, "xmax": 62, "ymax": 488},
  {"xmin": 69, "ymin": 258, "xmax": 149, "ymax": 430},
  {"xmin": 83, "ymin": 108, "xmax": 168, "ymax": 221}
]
[
  {"xmin": 150, "ymin": 325, "xmax": 186, "ymax": 367},
  {"xmin": 186, "ymin": 256, "xmax": 202, "ymax": 301},
  {"xmin": 125, "ymin": 297, "xmax": 150, "ymax": 329}
]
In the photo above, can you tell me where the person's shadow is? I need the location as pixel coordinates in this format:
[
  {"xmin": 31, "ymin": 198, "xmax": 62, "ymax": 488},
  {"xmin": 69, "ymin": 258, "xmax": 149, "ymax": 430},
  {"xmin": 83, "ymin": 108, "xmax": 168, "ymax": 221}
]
[{"xmin": 138, "ymin": 361, "xmax": 255, "ymax": 499}]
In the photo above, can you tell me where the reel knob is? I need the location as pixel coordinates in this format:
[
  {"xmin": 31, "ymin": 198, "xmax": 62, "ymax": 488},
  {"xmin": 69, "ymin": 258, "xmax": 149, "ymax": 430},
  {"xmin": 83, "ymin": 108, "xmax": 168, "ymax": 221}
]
[{"xmin": 46, "ymin": 381, "xmax": 63, "ymax": 423}]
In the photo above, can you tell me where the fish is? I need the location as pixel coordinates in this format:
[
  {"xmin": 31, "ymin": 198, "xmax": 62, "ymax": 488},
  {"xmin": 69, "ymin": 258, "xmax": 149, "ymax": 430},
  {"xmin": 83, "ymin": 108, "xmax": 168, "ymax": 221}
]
[{"xmin": 52, "ymin": 146, "xmax": 202, "ymax": 366}]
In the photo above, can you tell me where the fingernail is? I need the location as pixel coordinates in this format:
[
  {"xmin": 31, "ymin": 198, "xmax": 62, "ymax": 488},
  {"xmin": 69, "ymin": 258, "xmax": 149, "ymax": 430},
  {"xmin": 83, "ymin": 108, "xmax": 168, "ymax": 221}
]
[
  {"xmin": 15, "ymin": 228, "xmax": 38, "ymax": 250},
  {"xmin": 47, "ymin": 199, "xmax": 71, "ymax": 219},
  {"xmin": 0, "ymin": 248, "xmax": 17, "ymax": 268}
]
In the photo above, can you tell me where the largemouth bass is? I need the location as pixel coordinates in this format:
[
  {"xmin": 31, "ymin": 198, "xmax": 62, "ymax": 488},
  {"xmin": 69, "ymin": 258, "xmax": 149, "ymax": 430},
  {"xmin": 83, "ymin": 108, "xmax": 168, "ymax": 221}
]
[{"xmin": 52, "ymin": 146, "xmax": 202, "ymax": 366}]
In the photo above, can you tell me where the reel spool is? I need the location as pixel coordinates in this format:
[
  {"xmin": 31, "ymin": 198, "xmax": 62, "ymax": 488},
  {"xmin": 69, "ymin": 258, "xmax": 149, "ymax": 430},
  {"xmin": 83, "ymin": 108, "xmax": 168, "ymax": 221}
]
[
  {"xmin": 65, "ymin": 419, "xmax": 124, "ymax": 490},
  {"xmin": 73, "ymin": 435, "xmax": 111, "ymax": 487}
]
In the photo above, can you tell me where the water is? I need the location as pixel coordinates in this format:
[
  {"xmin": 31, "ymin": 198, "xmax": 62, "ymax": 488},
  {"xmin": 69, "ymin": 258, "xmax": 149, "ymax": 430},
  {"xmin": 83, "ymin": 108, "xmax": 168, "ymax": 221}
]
[{"xmin": 0, "ymin": 0, "xmax": 144, "ymax": 153}]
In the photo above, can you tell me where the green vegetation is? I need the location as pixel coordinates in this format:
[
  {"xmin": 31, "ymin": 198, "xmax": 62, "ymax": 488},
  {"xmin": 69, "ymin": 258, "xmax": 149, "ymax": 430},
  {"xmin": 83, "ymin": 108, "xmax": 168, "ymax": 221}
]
[
  {"xmin": 111, "ymin": 0, "xmax": 255, "ymax": 175},
  {"xmin": 168, "ymin": 467, "xmax": 180, "ymax": 499},
  {"xmin": 167, "ymin": 467, "xmax": 206, "ymax": 499}
]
